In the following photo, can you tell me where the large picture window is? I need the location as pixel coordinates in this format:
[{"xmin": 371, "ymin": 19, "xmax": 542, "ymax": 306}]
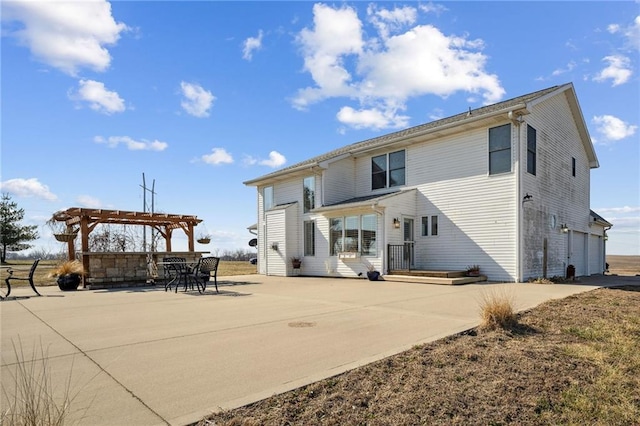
[
  {"xmin": 263, "ymin": 186, "xmax": 273, "ymax": 211},
  {"xmin": 303, "ymin": 176, "xmax": 315, "ymax": 213},
  {"xmin": 489, "ymin": 124, "xmax": 511, "ymax": 175},
  {"xmin": 304, "ymin": 220, "xmax": 315, "ymax": 256},
  {"xmin": 372, "ymin": 150, "xmax": 405, "ymax": 190},
  {"xmin": 330, "ymin": 214, "xmax": 377, "ymax": 256},
  {"xmin": 527, "ymin": 125, "xmax": 536, "ymax": 175}
]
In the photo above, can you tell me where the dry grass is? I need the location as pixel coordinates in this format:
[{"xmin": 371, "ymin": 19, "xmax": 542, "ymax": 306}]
[
  {"xmin": 1, "ymin": 340, "xmax": 78, "ymax": 426},
  {"xmin": 479, "ymin": 289, "xmax": 517, "ymax": 330},
  {"xmin": 607, "ymin": 255, "xmax": 640, "ymax": 276},
  {"xmin": 217, "ymin": 261, "xmax": 257, "ymax": 277},
  {"xmin": 199, "ymin": 285, "xmax": 640, "ymax": 426}
]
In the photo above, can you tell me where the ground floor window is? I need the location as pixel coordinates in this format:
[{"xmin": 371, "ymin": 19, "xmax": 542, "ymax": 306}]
[
  {"xmin": 304, "ymin": 220, "xmax": 315, "ymax": 256},
  {"xmin": 421, "ymin": 215, "xmax": 439, "ymax": 236},
  {"xmin": 330, "ymin": 214, "xmax": 377, "ymax": 256}
]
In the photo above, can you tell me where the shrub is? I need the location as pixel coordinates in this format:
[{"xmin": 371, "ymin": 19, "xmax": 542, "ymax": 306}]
[
  {"xmin": 479, "ymin": 289, "xmax": 517, "ymax": 330},
  {"xmin": 1, "ymin": 339, "xmax": 79, "ymax": 426}
]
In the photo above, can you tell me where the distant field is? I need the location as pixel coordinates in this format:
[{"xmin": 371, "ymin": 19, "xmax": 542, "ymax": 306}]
[
  {"xmin": 0, "ymin": 259, "xmax": 256, "ymax": 289},
  {"xmin": 606, "ymin": 255, "xmax": 640, "ymax": 276}
]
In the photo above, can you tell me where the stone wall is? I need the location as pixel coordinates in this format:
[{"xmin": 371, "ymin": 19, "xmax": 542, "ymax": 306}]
[{"xmin": 82, "ymin": 252, "xmax": 206, "ymax": 289}]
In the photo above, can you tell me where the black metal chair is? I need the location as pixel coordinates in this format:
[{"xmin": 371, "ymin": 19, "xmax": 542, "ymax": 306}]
[
  {"xmin": 162, "ymin": 257, "xmax": 188, "ymax": 292},
  {"xmin": 2, "ymin": 259, "xmax": 42, "ymax": 299},
  {"xmin": 190, "ymin": 256, "xmax": 220, "ymax": 293}
]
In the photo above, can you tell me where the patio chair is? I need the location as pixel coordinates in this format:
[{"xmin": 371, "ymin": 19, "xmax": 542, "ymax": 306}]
[
  {"xmin": 190, "ymin": 256, "xmax": 220, "ymax": 293},
  {"xmin": 2, "ymin": 259, "xmax": 42, "ymax": 299},
  {"xmin": 162, "ymin": 257, "xmax": 188, "ymax": 292}
]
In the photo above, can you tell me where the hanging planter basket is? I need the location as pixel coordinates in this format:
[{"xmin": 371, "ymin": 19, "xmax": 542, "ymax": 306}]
[
  {"xmin": 197, "ymin": 238, "xmax": 211, "ymax": 244},
  {"xmin": 54, "ymin": 232, "xmax": 78, "ymax": 242}
]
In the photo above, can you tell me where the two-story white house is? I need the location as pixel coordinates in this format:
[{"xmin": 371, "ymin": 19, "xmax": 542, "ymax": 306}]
[{"xmin": 244, "ymin": 83, "xmax": 611, "ymax": 282}]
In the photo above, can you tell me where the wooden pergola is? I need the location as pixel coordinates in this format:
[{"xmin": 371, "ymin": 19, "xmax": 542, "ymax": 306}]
[{"xmin": 51, "ymin": 207, "xmax": 203, "ymax": 261}]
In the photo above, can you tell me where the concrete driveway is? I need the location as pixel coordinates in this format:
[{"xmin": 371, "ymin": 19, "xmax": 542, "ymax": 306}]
[{"xmin": 0, "ymin": 275, "xmax": 623, "ymax": 425}]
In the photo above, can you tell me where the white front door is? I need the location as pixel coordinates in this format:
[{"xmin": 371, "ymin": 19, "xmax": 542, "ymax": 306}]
[{"xmin": 403, "ymin": 217, "xmax": 415, "ymax": 268}]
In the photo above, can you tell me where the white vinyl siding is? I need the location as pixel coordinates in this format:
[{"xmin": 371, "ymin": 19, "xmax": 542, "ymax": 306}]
[
  {"xmin": 410, "ymin": 128, "xmax": 517, "ymax": 281},
  {"xmin": 522, "ymin": 92, "xmax": 592, "ymax": 280}
]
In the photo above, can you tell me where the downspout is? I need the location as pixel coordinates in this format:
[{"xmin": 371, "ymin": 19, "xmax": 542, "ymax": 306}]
[
  {"xmin": 371, "ymin": 202, "xmax": 385, "ymax": 274},
  {"xmin": 509, "ymin": 111, "xmax": 524, "ymax": 282},
  {"xmin": 603, "ymin": 224, "xmax": 612, "ymax": 273}
]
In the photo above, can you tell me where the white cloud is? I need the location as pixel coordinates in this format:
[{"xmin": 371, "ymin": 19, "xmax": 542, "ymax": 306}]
[
  {"xmin": 242, "ymin": 30, "xmax": 263, "ymax": 61},
  {"xmin": 367, "ymin": 4, "xmax": 417, "ymax": 40},
  {"xmin": 293, "ymin": 4, "xmax": 504, "ymax": 131},
  {"xmin": 607, "ymin": 24, "xmax": 621, "ymax": 34},
  {"xmin": 1, "ymin": 0, "xmax": 127, "ymax": 76},
  {"xmin": 94, "ymin": 135, "xmax": 168, "ymax": 151},
  {"xmin": 260, "ymin": 151, "xmax": 286, "ymax": 168},
  {"xmin": 610, "ymin": 15, "xmax": 640, "ymax": 50},
  {"xmin": 244, "ymin": 151, "xmax": 287, "ymax": 168},
  {"xmin": 592, "ymin": 115, "xmax": 637, "ymax": 143},
  {"xmin": 337, "ymin": 106, "xmax": 409, "ymax": 129},
  {"xmin": 202, "ymin": 148, "xmax": 234, "ymax": 165},
  {"xmin": 180, "ymin": 81, "xmax": 215, "ymax": 118},
  {"xmin": 551, "ymin": 61, "xmax": 577, "ymax": 76},
  {"xmin": 419, "ymin": 2, "xmax": 448, "ymax": 15},
  {"xmin": 593, "ymin": 55, "xmax": 632, "ymax": 86},
  {"xmin": 0, "ymin": 178, "xmax": 57, "ymax": 201},
  {"xmin": 595, "ymin": 206, "xmax": 640, "ymax": 215},
  {"xmin": 70, "ymin": 79, "xmax": 125, "ymax": 114},
  {"xmin": 76, "ymin": 195, "xmax": 102, "ymax": 208}
]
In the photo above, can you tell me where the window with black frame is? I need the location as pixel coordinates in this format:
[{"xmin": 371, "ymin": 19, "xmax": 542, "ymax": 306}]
[
  {"xmin": 371, "ymin": 150, "xmax": 405, "ymax": 190},
  {"xmin": 489, "ymin": 124, "xmax": 511, "ymax": 175}
]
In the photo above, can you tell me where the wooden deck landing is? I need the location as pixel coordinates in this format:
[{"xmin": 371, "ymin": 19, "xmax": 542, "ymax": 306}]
[{"xmin": 384, "ymin": 270, "xmax": 487, "ymax": 285}]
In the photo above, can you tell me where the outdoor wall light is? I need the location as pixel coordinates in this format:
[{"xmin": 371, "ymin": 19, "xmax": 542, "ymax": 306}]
[
  {"xmin": 560, "ymin": 224, "xmax": 569, "ymax": 233},
  {"xmin": 393, "ymin": 218, "xmax": 401, "ymax": 229}
]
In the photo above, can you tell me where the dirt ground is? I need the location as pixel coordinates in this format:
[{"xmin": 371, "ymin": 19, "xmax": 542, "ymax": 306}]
[
  {"xmin": 199, "ymin": 262, "xmax": 640, "ymax": 426},
  {"xmin": 606, "ymin": 254, "xmax": 640, "ymax": 276}
]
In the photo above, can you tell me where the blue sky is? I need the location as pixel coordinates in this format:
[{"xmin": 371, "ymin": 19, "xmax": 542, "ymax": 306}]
[{"xmin": 1, "ymin": 1, "xmax": 638, "ymax": 256}]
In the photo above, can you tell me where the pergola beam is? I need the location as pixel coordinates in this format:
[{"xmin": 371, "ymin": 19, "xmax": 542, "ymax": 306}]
[{"xmin": 51, "ymin": 207, "xmax": 203, "ymax": 261}]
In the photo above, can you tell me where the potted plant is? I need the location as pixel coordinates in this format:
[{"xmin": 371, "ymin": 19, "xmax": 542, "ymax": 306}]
[
  {"xmin": 466, "ymin": 264, "xmax": 481, "ymax": 277},
  {"xmin": 197, "ymin": 233, "xmax": 211, "ymax": 244},
  {"xmin": 366, "ymin": 264, "xmax": 380, "ymax": 281},
  {"xmin": 291, "ymin": 257, "xmax": 302, "ymax": 269},
  {"xmin": 49, "ymin": 260, "xmax": 85, "ymax": 291}
]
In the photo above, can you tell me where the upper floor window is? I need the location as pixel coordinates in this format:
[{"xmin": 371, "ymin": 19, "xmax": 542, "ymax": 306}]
[
  {"xmin": 572, "ymin": 157, "xmax": 576, "ymax": 177},
  {"xmin": 372, "ymin": 150, "xmax": 405, "ymax": 190},
  {"xmin": 263, "ymin": 186, "xmax": 273, "ymax": 211},
  {"xmin": 527, "ymin": 125, "xmax": 536, "ymax": 175},
  {"xmin": 489, "ymin": 124, "xmax": 511, "ymax": 175},
  {"xmin": 303, "ymin": 176, "xmax": 315, "ymax": 213}
]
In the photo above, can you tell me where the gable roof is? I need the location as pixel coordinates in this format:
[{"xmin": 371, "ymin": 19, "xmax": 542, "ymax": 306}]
[
  {"xmin": 245, "ymin": 83, "xmax": 598, "ymax": 186},
  {"xmin": 590, "ymin": 209, "xmax": 613, "ymax": 227}
]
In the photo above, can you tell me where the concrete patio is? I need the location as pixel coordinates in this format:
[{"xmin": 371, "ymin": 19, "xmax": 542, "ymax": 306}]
[{"xmin": 1, "ymin": 274, "xmax": 625, "ymax": 425}]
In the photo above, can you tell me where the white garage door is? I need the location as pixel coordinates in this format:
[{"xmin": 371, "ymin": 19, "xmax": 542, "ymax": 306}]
[
  {"xmin": 589, "ymin": 235, "xmax": 603, "ymax": 275},
  {"xmin": 572, "ymin": 232, "xmax": 587, "ymax": 277}
]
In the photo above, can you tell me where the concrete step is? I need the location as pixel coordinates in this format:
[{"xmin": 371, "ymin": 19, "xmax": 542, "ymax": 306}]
[
  {"xmin": 382, "ymin": 274, "xmax": 488, "ymax": 286},
  {"xmin": 388, "ymin": 270, "xmax": 467, "ymax": 278}
]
